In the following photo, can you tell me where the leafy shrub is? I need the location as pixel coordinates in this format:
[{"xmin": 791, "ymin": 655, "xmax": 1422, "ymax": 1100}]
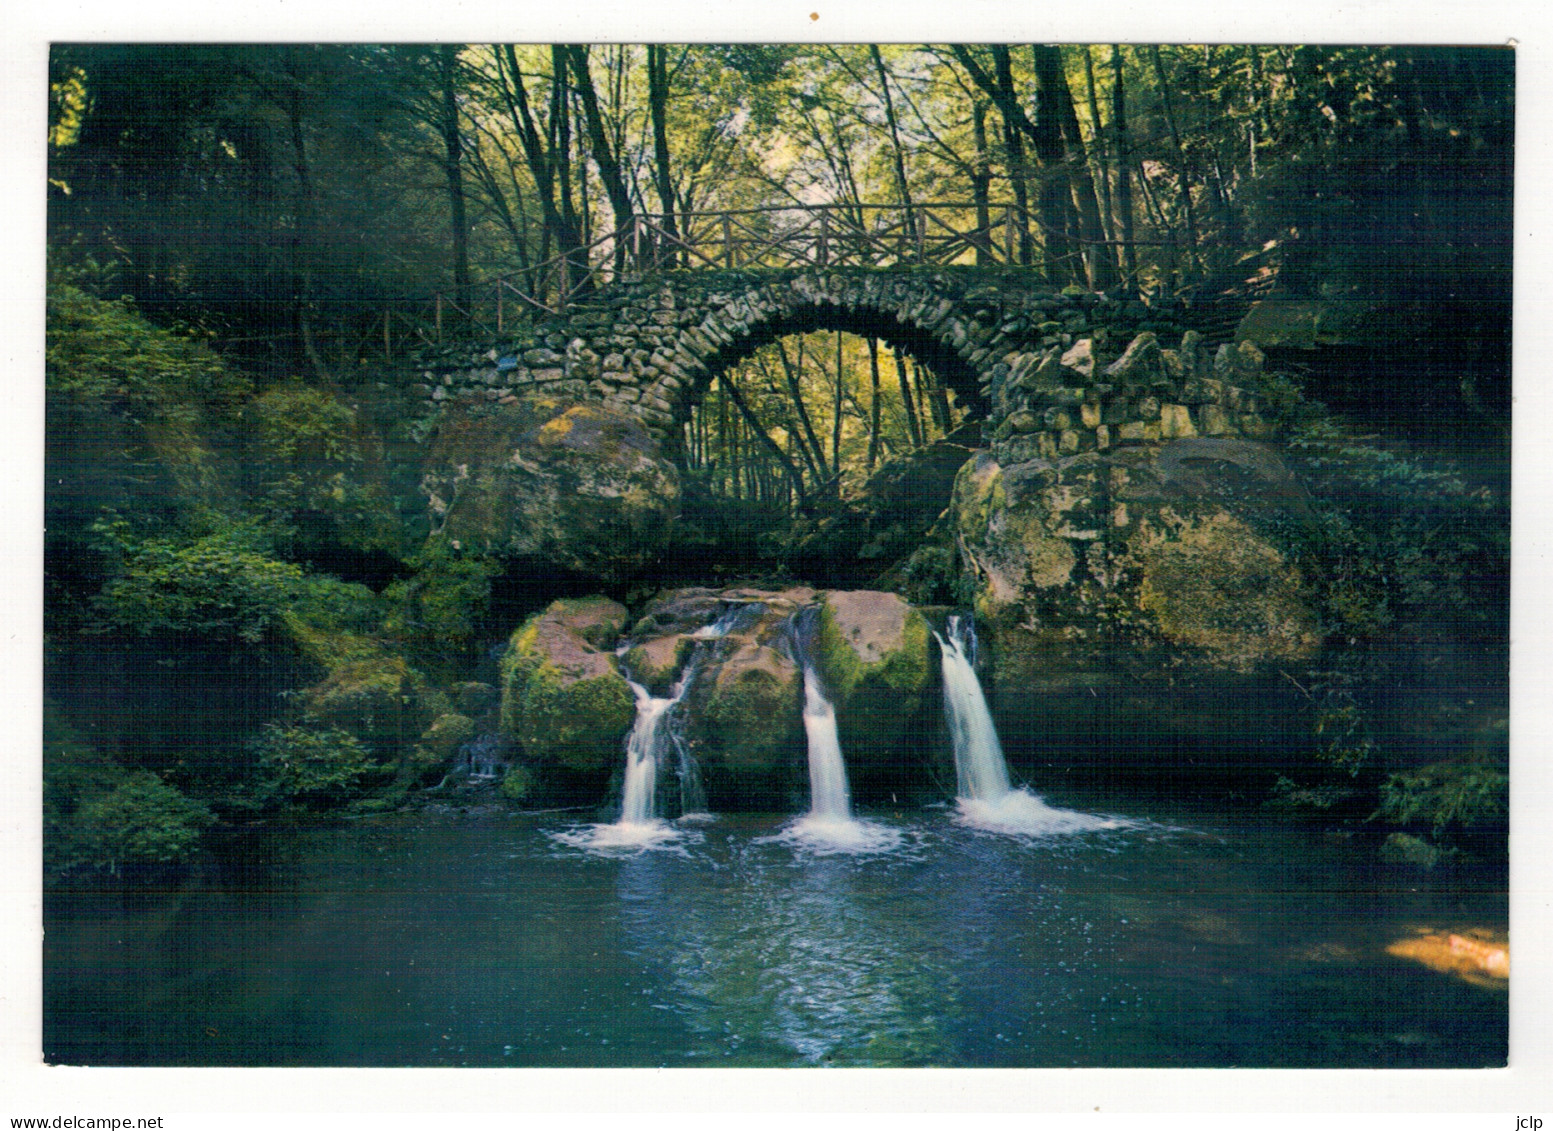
[
  {"xmin": 250, "ymin": 724, "xmax": 380, "ymax": 807},
  {"xmin": 58, "ymin": 772, "xmax": 215, "ymax": 876},
  {"xmin": 1376, "ymin": 761, "xmax": 1508, "ymax": 841},
  {"xmin": 95, "ymin": 526, "xmax": 306, "ymax": 643},
  {"xmin": 383, "ymin": 546, "xmax": 502, "ymax": 665}
]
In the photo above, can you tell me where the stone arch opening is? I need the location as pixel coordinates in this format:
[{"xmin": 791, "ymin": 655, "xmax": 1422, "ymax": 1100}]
[{"xmin": 679, "ymin": 300, "xmax": 984, "ymax": 422}]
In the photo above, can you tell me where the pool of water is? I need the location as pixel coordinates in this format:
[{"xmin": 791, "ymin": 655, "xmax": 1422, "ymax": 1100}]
[{"xmin": 43, "ymin": 797, "xmax": 1507, "ymax": 1067}]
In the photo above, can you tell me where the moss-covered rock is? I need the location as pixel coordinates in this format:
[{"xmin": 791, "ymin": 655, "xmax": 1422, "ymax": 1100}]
[
  {"xmin": 299, "ymin": 653, "xmax": 449, "ymax": 769},
  {"xmin": 1136, "ymin": 513, "xmax": 1319, "ymax": 671},
  {"xmin": 943, "ymin": 435, "xmax": 1328, "ymax": 790},
  {"xmin": 689, "ymin": 639, "xmax": 805, "ymax": 803},
  {"xmin": 421, "ymin": 396, "xmax": 679, "ymax": 583},
  {"xmin": 498, "ymin": 596, "xmax": 634, "ymax": 779},
  {"xmin": 811, "ymin": 590, "xmax": 935, "ymax": 787},
  {"xmin": 409, "ymin": 712, "xmax": 477, "ymax": 783}
]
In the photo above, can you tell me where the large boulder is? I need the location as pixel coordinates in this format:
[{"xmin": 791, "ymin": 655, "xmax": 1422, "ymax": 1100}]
[
  {"xmin": 420, "ymin": 396, "xmax": 680, "ymax": 583},
  {"xmin": 299, "ymin": 653, "xmax": 450, "ymax": 773},
  {"xmin": 498, "ymin": 596, "xmax": 635, "ymax": 783},
  {"xmin": 810, "ymin": 590, "xmax": 939, "ymax": 793},
  {"xmin": 948, "ymin": 434, "xmax": 1324, "ymax": 788},
  {"xmin": 621, "ymin": 587, "xmax": 816, "ymax": 810}
]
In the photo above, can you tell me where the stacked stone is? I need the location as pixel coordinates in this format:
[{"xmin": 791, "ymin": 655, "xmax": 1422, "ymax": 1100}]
[
  {"xmin": 404, "ymin": 268, "xmax": 1192, "ymax": 442},
  {"xmin": 986, "ymin": 331, "xmax": 1273, "ymax": 466}
]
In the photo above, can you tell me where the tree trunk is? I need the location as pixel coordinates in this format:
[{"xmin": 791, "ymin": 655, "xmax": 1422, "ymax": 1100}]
[
  {"xmin": 866, "ymin": 337, "xmax": 882, "ymax": 470},
  {"xmin": 1024, "ymin": 45, "xmax": 1080, "ymax": 286},
  {"xmin": 563, "ymin": 45, "xmax": 636, "ymax": 254},
  {"xmin": 775, "ymin": 338, "xmax": 830, "ymax": 478},
  {"xmin": 1033, "ymin": 45, "xmax": 1120, "ymax": 290},
  {"xmin": 1149, "ymin": 46, "xmax": 1204, "ymax": 276},
  {"xmin": 282, "ymin": 62, "xmax": 332, "ymax": 384},
  {"xmin": 970, "ymin": 99, "xmax": 994, "ymax": 265},
  {"xmin": 869, "ymin": 45, "xmax": 917, "ymax": 255},
  {"xmin": 894, "ymin": 346, "xmax": 923, "ymax": 448},
  {"xmin": 645, "ymin": 44, "xmax": 679, "ymax": 268},
  {"xmin": 437, "ymin": 46, "xmax": 471, "ymax": 315},
  {"xmin": 1110, "ymin": 46, "xmax": 1136, "ymax": 283},
  {"xmin": 831, "ymin": 331, "xmax": 844, "ymax": 479},
  {"xmin": 721, "ymin": 376, "xmax": 808, "ymax": 509}
]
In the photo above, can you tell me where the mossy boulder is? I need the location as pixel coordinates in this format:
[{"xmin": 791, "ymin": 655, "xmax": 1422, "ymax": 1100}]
[
  {"xmin": 811, "ymin": 590, "xmax": 936, "ymax": 787},
  {"xmin": 421, "ymin": 396, "xmax": 679, "ymax": 583},
  {"xmin": 409, "ymin": 712, "xmax": 478, "ymax": 783},
  {"xmin": 621, "ymin": 635, "xmax": 697, "ymax": 695},
  {"xmin": 498, "ymin": 596, "xmax": 634, "ymax": 779},
  {"xmin": 686, "ymin": 638, "xmax": 805, "ymax": 807},
  {"xmin": 946, "ymin": 435, "xmax": 1326, "ymax": 788},
  {"xmin": 299, "ymin": 654, "xmax": 449, "ymax": 770}
]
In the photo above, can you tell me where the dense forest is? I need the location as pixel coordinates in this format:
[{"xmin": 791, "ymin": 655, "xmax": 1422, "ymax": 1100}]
[{"xmin": 44, "ymin": 44, "xmax": 1512, "ymax": 880}]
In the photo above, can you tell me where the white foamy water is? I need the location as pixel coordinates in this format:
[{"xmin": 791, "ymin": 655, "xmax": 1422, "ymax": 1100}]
[
  {"xmin": 551, "ymin": 666, "xmax": 700, "ymax": 854},
  {"xmin": 766, "ymin": 812, "xmax": 904, "ymax": 856},
  {"xmin": 955, "ymin": 789, "xmax": 1128, "ymax": 837},
  {"xmin": 938, "ymin": 614, "xmax": 1128, "ymax": 839}
]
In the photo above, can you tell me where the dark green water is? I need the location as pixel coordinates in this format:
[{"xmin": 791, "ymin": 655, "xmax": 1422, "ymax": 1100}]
[{"xmin": 43, "ymin": 799, "xmax": 1507, "ymax": 1067}]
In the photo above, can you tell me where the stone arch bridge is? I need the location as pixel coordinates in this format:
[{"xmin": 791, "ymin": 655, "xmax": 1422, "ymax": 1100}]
[
  {"xmin": 413, "ymin": 266, "xmax": 1278, "ymax": 579},
  {"xmin": 415, "ymin": 266, "xmax": 1267, "ymax": 442}
]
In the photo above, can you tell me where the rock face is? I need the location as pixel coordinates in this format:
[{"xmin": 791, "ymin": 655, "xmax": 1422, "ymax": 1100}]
[
  {"xmin": 948, "ymin": 331, "xmax": 1326, "ymax": 787},
  {"xmin": 421, "ymin": 396, "xmax": 679, "ymax": 583},
  {"xmin": 647, "ymin": 588, "xmax": 814, "ymax": 811},
  {"xmin": 810, "ymin": 590, "xmax": 940, "ymax": 793},
  {"xmin": 498, "ymin": 596, "xmax": 635, "ymax": 785}
]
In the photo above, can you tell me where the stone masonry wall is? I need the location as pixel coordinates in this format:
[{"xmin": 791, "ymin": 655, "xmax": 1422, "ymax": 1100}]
[
  {"xmin": 403, "ymin": 268, "xmax": 1196, "ymax": 442},
  {"xmin": 983, "ymin": 330, "xmax": 1276, "ymax": 466}
]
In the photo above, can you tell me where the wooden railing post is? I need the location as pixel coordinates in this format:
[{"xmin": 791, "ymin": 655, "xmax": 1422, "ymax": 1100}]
[
  {"xmin": 496, "ymin": 281, "xmax": 504, "ymax": 333},
  {"xmin": 915, "ymin": 210, "xmax": 927, "ymax": 261},
  {"xmin": 1003, "ymin": 207, "xmax": 1016, "ymax": 264},
  {"xmin": 558, "ymin": 257, "xmax": 570, "ymax": 314},
  {"xmin": 818, "ymin": 211, "xmax": 829, "ymax": 267},
  {"xmin": 723, "ymin": 214, "xmax": 735, "ymax": 269}
]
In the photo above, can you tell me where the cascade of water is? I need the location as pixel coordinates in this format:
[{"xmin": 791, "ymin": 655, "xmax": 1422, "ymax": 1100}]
[
  {"xmin": 800, "ymin": 661, "xmax": 853, "ymax": 821},
  {"xmin": 767, "ymin": 607, "xmax": 901, "ymax": 855},
  {"xmin": 618, "ymin": 679, "xmax": 674, "ymax": 825},
  {"xmin": 935, "ymin": 613, "xmax": 1124, "ymax": 837},
  {"xmin": 937, "ymin": 615, "xmax": 1013, "ymax": 803}
]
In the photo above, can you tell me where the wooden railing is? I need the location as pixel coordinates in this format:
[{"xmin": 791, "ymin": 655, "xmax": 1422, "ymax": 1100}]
[{"xmin": 367, "ymin": 199, "xmax": 1196, "ymax": 360}]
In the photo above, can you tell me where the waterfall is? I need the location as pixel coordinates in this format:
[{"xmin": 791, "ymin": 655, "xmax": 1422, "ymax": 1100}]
[
  {"xmin": 937, "ymin": 615, "xmax": 1013, "ymax": 803},
  {"xmin": 553, "ymin": 652, "xmax": 705, "ymax": 852},
  {"xmin": 800, "ymin": 661, "xmax": 853, "ymax": 821},
  {"xmin": 617, "ymin": 680, "xmax": 674, "ymax": 825},
  {"xmin": 935, "ymin": 613, "xmax": 1123, "ymax": 837},
  {"xmin": 769, "ymin": 607, "xmax": 902, "ymax": 855}
]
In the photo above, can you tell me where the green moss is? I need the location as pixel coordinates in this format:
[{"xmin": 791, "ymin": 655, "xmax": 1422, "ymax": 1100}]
[
  {"xmin": 515, "ymin": 665, "xmax": 635, "ymax": 774},
  {"xmin": 499, "ymin": 764, "xmax": 536, "ymax": 802},
  {"xmin": 813, "ymin": 598, "xmax": 933, "ymax": 704},
  {"xmin": 701, "ymin": 659, "xmax": 803, "ymax": 774},
  {"xmin": 1137, "ymin": 514, "xmax": 1320, "ymax": 671}
]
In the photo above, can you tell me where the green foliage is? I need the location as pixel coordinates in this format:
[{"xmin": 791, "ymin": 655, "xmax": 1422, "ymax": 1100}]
[
  {"xmin": 57, "ymin": 772, "xmax": 216, "ymax": 877},
  {"xmin": 250, "ymin": 724, "xmax": 380, "ymax": 807},
  {"xmin": 46, "ymin": 283, "xmax": 250, "ymax": 418},
  {"xmin": 242, "ymin": 382, "xmax": 407, "ymax": 558},
  {"xmin": 499, "ymin": 763, "xmax": 536, "ymax": 802},
  {"xmin": 1278, "ymin": 418, "xmax": 1506, "ymax": 642},
  {"xmin": 1305, "ymin": 670, "xmax": 1376, "ymax": 777},
  {"xmin": 383, "ymin": 546, "xmax": 503, "ymax": 666},
  {"xmin": 95, "ymin": 525, "xmax": 307, "ymax": 643},
  {"xmin": 1376, "ymin": 762, "xmax": 1508, "ymax": 841}
]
